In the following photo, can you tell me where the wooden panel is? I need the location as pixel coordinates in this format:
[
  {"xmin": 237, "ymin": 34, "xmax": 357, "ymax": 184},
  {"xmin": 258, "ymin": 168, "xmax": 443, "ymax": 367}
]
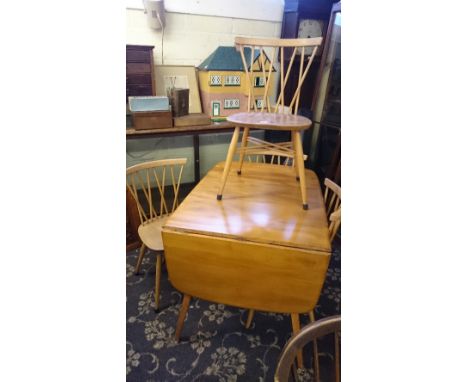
[
  {"xmin": 132, "ymin": 111, "xmax": 173, "ymax": 130},
  {"xmin": 126, "ymin": 63, "xmax": 152, "ymax": 74},
  {"xmin": 162, "ymin": 230, "xmax": 330, "ymax": 313},
  {"xmin": 173, "ymin": 113, "xmax": 211, "ymax": 127},
  {"xmin": 126, "ymin": 84, "xmax": 153, "ymax": 97},
  {"xmin": 126, "ymin": 49, "xmax": 152, "ymax": 63},
  {"xmin": 170, "ymin": 88, "xmax": 190, "ymax": 117},
  {"xmin": 126, "ymin": 74, "xmax": 153, "ymax": 85},
  {"xmin": 126, "ymin": 188, "xmax": 141, "ymax": 250},
  {"xmin": 165, "ymin": 161, "xmax": 331, "ymax": 252}
]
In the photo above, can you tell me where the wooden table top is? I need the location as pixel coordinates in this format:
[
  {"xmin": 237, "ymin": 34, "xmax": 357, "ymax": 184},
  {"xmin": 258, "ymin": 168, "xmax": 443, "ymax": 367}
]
[
  {"xmin": 227, "ymin": 112, "xmax": 312, "ymax": 131},
  {"xmin": 164, "ymin": 161, "xmax": 331, "ymax": 253}
]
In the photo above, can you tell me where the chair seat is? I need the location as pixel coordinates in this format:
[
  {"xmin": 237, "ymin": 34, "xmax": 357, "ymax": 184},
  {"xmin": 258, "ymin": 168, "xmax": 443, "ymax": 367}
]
[
  {"xmin": 227, "ymin": 111, "xmax": 311, "ymax": 131},
  {"xmin": 138, "ymin": 216, "xmax": 169, "ymax": 251}
]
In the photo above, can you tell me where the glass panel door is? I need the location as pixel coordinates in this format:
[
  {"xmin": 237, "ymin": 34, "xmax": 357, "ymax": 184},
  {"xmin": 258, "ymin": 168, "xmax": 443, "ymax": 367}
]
[{"xmin": 309, "ymin": 2, "xmax": 341, "ymax": 181}]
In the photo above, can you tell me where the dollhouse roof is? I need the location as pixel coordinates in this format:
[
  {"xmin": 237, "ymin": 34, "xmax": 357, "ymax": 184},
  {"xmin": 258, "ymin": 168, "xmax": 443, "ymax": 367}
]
[{"xmin": 198, "ymin": 46, "xmax": 264, "ymax": 71}]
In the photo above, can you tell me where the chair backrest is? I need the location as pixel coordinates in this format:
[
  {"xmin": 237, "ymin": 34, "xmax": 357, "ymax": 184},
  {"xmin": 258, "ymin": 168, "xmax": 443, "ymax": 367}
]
[
  {"xmin": 275, "ymin": 315, "xmax": 341, "ymax": 382},
  {"xmin": 234, "ymin": 36, "xmax": 322, "ymax": 114},
  {"xmin": 126, "ymin": 158, "xmax": 187, "ymax": 225},
  {"xmin": 323, "ymin": 178, "xmax": 341, "ymax": 241}
]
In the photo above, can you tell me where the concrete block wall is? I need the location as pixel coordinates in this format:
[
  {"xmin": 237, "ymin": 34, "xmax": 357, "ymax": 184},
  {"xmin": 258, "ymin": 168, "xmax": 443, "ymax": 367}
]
[
  {"xmin": 126, "ymin": 4, "xmax": 283, "ymax": 182},
  {"xmin": 126, "ymin": 10, "xmax": 283, "ymax": 66}
]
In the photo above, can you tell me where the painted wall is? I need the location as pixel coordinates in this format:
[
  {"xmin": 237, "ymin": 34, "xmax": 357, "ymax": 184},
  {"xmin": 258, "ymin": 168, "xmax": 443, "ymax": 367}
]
[{"xmin": 126, "ymin": 4, "xmax": 283, "ymax": 182}]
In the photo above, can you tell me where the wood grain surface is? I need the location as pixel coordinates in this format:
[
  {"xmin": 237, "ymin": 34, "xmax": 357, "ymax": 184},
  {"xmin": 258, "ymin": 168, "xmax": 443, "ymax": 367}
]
[
  {"xmin": 227, "ymin": 112, "xmax": 311, "ymax": 131},
  {"xmin": 161, "ymin": 161, "xmax": 331, "ymax": 314},
  {"xmin": 164, "ymin": 161, "xmax": 330, "ymax": 252}
]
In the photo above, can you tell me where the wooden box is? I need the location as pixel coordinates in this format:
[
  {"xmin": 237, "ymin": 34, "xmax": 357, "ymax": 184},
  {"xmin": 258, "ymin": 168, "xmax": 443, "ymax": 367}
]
[
  {"xmin": 170, "ymin": 88, "xmax": 189, "ymax": 117},
  {"xmin": 132, "ymin": 110, "xmax": 173, "ymax": 130},
  {"xmin": 173, "ymin": 113, "xmax": 211, "ymax": 127}
]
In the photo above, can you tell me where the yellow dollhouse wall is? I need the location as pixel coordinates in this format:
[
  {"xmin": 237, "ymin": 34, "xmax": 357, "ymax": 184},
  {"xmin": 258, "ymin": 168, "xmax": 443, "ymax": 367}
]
[{"xmin": 198, "ymin": 68, "xmax": 276, "ymax": 117}]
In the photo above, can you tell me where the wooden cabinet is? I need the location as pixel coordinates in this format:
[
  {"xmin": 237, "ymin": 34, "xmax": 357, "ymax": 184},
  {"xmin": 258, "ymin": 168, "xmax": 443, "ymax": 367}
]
[
  {"xmin": 309, "ymin": 2, "xmax": 341, "ymax": 184},
  {"xmin": 126, "ymin": 189, "xmax": 141, "ymax": 251},
  {"xmin": 126, "ymin": 45, "xmax": 156, "ymax": 102}
]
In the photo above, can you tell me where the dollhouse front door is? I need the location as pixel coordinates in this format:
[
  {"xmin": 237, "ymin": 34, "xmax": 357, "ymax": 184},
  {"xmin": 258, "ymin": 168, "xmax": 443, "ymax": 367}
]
[{"xmin": 212, "ymin": 102, "xmax": 220, "ymax": 117}]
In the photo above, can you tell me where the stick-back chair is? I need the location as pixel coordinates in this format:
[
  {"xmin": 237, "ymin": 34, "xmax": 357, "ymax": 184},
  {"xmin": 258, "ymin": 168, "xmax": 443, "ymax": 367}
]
[
  {"xmin": 323, "ymin": 178, "xmax": 341, "ymax": 242},
  {"xmin": 126, "ymin": 158, "xmax": 187, "ymax": 309},
  {"xmin": 275, "ymin": 315, "xmax": 341, "ymax": 382},
  {"xmin": 218, "ymin": 36, "xmax": 322, "ymax": 210}
]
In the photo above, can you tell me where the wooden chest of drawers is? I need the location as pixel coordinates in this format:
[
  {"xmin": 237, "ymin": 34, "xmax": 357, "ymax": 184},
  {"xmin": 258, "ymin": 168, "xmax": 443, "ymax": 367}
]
[{"xmin": 126, "ymin": 45, "xmax": 155, "ymax": 102}]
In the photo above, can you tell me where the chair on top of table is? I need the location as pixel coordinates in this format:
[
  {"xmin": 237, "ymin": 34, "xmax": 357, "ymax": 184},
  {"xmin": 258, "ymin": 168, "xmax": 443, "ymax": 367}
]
[{"xmin": 217, "ymin": 36, "xmax": 323, "ymax": 210}]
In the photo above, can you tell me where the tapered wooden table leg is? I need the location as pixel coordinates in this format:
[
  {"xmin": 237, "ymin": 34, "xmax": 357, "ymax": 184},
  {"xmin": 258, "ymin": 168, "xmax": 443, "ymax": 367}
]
[
  {"xmin": 217, "ymin": 126, "xmax": 241, "ymax": 200},
  {"xmin": 291, "ymin": 313, "xmax": 304, "ymax": 368},
  {"xmin": 245, "ymin": 309, "xmax": 255, "ymax": 328},
  {"xmin": 154, "ymin": 254, "xmax": 162, "ymax": 310},
  {"xmin": 134, "ymin": 243, "xmax": 146, "ymax": 275},
  {"xmin": 175, "ymin": 294, "xmax": 191, "ymax": 342},
  {"xmin": 292, "ymin": 131, "xmax": 308, "ymax": 210},
  {"xmin": 237, "ymin": 127, "xmax": 250, "ymax": 175}
]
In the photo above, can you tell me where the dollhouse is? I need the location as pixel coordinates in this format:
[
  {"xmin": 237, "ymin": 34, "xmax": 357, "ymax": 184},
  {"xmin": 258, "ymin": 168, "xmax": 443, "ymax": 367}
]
[{"xmin": 198, "ymin": 46, "xmax": 276, "ymax": 120}]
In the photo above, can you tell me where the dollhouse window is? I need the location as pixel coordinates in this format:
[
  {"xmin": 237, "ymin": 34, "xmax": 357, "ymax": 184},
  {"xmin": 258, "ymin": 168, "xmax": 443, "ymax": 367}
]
[
  {"xmin": 224, "ymin": 98, "xmax": 240, "ymax": 109},
  {"xmin": 254, "ymin": 76, "xmax": 265, "ymax": 87},
  {"xmin": 255, "ymin": 99, "xmax": 264, "ymax": 108},
  {"xmin": 224, "ymin": 75, "xmax": 240, "ymax": 86},
  {"xmin": 210, "ymin": 75, "xmax": 222, "ymax": 86}
]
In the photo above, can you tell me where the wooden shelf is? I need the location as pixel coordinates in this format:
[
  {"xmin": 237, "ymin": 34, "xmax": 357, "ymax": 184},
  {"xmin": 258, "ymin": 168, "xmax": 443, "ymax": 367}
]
[{"xmin": 126, "ymin": 121, "xmax": 235, "ymax": 139}]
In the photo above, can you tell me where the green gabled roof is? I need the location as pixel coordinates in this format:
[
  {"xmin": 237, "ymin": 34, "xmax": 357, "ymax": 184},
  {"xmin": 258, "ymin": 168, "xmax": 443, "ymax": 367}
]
[{"xmin": 198, "ymin": 46, "xmax": 262, "ymax": 71}]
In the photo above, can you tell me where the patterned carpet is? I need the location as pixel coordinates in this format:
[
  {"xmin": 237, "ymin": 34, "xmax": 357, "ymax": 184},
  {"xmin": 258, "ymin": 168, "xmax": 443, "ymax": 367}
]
[{"xmin": 126, "ymin": 240, "xmax": 340, "ymax": 381}]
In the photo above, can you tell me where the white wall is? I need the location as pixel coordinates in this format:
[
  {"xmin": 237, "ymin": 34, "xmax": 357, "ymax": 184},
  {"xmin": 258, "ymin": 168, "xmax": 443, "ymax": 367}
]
[
  {"xmin": 126, "ymin": 4, "xmax": 283, "ymax": 182},
  {"xmin": 126, "ymin": 10, "xmax": 283, "ymax": 66}
]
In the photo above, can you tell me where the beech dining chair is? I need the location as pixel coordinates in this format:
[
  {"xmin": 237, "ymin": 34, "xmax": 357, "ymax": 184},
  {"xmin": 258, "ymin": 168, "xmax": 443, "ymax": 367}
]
[
  {"xmin": 275, "ymin": 315, "xmax": 341, "ymax": 382},
  {"xmin": 126, "ymin": 158, "xmax": 187, "ymax": 310},
  {"xmin": 218, "ymin": 36, "xmax": 322, "ymax": 210}
]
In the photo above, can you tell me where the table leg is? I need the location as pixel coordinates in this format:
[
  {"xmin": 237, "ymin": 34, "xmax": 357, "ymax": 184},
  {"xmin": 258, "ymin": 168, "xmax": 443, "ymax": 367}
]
[
  {"xmin": 154, "ymin": 254, "xmax": 162, "ymax": 311},
  {"xmin": 217, "ymin": 126, "xmax": 240, "ymax": 200},
  {"xmin": 175, "ymin": 294, "xmax": 191, "ymax": 342},
  {"xmin": 245, "ymin": 309, "xmax": 255, "ymax": 329},
  {"xmin": 291, "ymin": 313, "xmax": 304, "ymax": 368}
]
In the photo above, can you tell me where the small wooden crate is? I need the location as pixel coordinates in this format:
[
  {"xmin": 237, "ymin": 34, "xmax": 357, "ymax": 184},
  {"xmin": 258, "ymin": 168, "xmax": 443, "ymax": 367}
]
[
  {"xmin": 170, "ymin": 88, "xmax": 189, "ymax": 117},
  {"xmin": 173, "ymin": 113, "xmax": 211, "ymax": 127},
  {"xmin": 132, "ymin": 110, "xmax": 173, "ymax": 130}
]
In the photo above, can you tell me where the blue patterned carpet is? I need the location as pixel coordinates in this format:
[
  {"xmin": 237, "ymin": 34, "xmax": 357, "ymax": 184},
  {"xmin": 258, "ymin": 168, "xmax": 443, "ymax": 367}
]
[{"xmin": 126, "ymin": 241, "xmax": 340, "ymax": 381}]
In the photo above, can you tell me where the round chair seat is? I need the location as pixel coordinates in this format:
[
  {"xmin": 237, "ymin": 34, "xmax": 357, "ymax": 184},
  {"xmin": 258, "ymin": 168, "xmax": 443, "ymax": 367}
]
[{"xmin": 227, "ymin": 112, "xmax": 312, "ymax": 131}]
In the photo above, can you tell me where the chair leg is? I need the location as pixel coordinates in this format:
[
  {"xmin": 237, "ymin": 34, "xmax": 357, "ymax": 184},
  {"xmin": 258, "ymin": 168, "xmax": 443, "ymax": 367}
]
[
  {"xmin": 175, "ymin": 294, "xmax": 191, "ymax": 342},
  {"xmin": 154, "ymin": 254, "xmax": 162, "ymax": 310},
  {"xmin": 245, "ymin": 309, "xmax": 255, "ymax": 329},
  {"xmin": 237, "ymin": 127, "xmax": 250, "ymax": 175},
  {"xmin": 309, "ymin": 310, "xmax": 321, "ymax": 381},
  {"xmin": 292, "ymin": 137, "xmax": 300, "ymax": 181},
  {"xmin": 291, "ymin": 313, "xmax": 304, "ymax": 368},
  {"xmin": 292, "ymin": 131, "xmax": 308, "ymax": 210},
  {"xmin": 134, "ymin": 243, "xmax": 146, "ymax": 275},
  {"xmin": 217, "ymin": 126, "xmax": 241, "ymax": 200}
]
